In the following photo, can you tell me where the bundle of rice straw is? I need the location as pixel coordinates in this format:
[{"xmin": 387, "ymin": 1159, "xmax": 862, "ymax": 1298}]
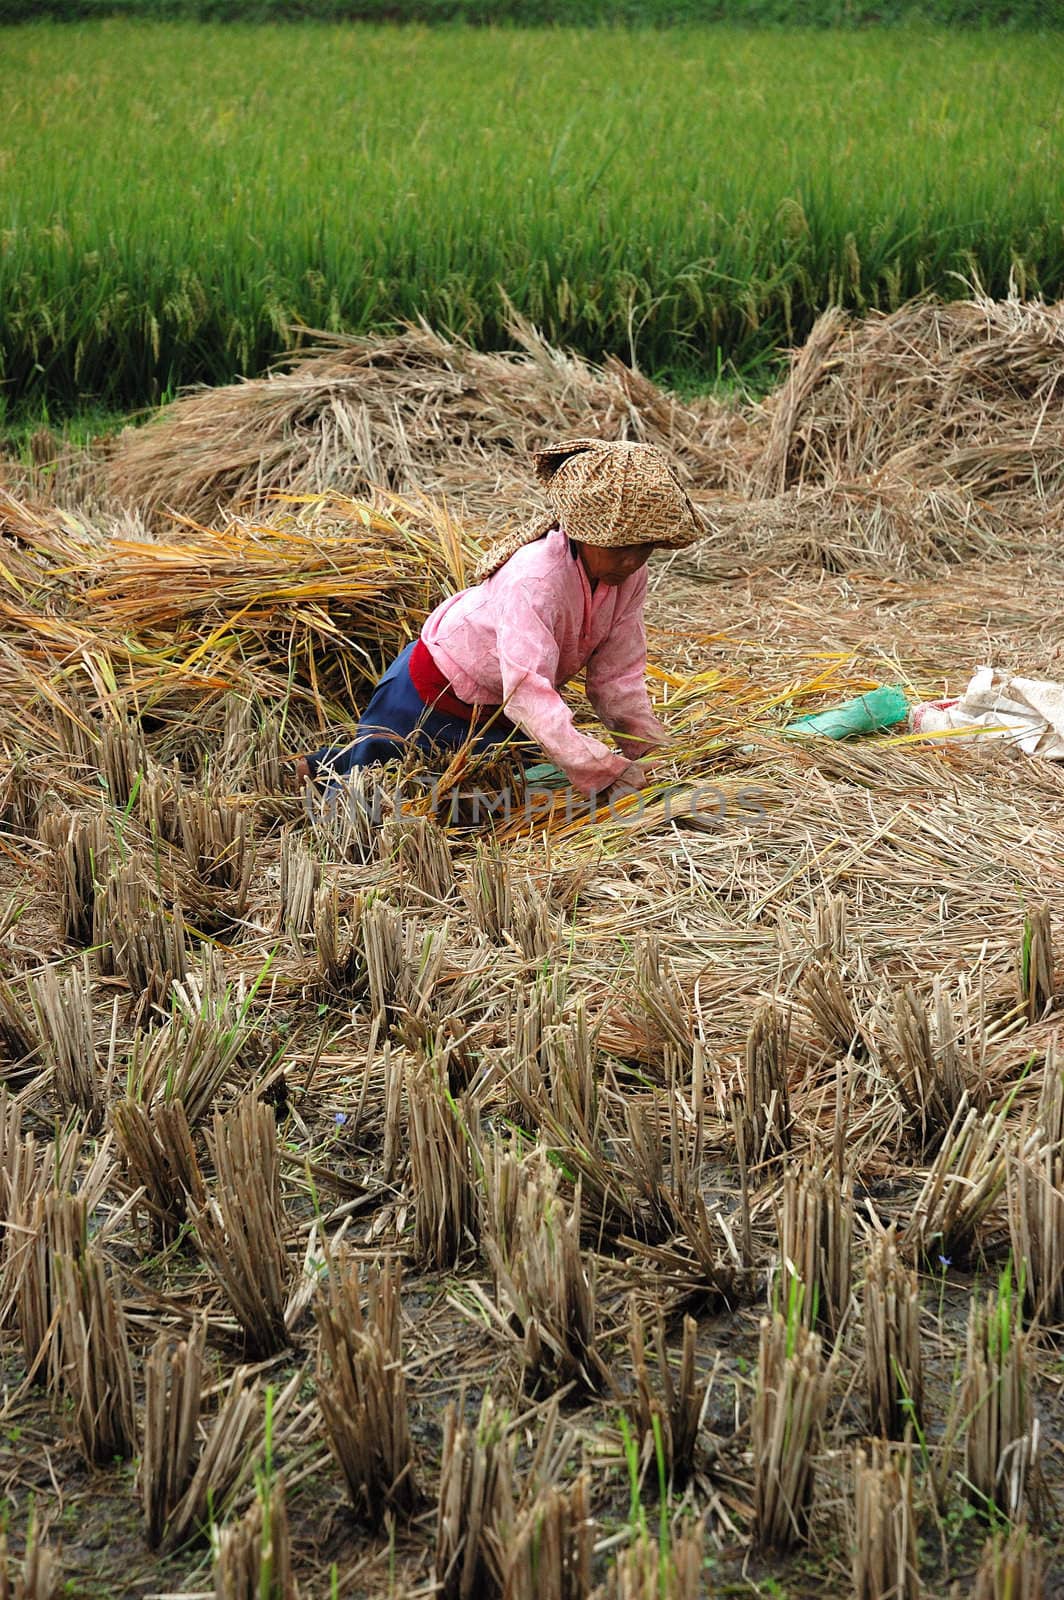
[
  {"xmin": 751, "ymin": 294, "xmax": 1064, "ymax": 507},
  {"xmin": 73, "ymin": 492, "xmax": 474, "ymax": 702},
  {"xmin": 103, "ymin": 320, "xmax": 748, "ymax": 531}
]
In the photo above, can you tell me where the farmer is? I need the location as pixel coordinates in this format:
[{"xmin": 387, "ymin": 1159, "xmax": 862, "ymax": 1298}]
[{"xmin": 297, "ymin": 438, "xmax": 704, "ymax": 801}]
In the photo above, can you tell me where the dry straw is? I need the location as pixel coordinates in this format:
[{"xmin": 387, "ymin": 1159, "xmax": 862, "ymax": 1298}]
[
  {"xmin": 193, "ymin": 1097, "xmax": 290, "ymax": 1357},
  {"xmin": 851, "ymin": 1441, "xmax": 918, "ymax": 1600},
  {"xmin": 737, "ymin": 1001, "xmax": 791, "ymax": 1168},
  {"xmin": 277, "ymin": 832, "xmax": 321, "ymax": 942},
  {"xmin": 752, "ymin": 1298, "xmax": 832, "ymax": 1550},
  {"xmin": 312, "ymin": 882, "xmax": 365, "ymax": 993},
  {"xmin": 13, "ymin": 1191, "xmax": 87, "ymax": 1390},
  {"xmin": 777, "ymin": 1156, "xmax": 854, "ymax": 1336},
  {"xmin": 1, "ymin": 1126, "xmax": 95, "ymax": 1350},
  {"xmin": 380, "ymin": 813, "xmax": 455, "ymax": 903},
  {"xmin": 957, "ymin": 1261, "xmax": 1038, "ymax": 1522},
  {"xmin": 1008, "ymin": 1042, "xmax": 1064, "ymax": 1320},
  {"xmin": 863, "ymin": 1227, "xmax": 923, "ymax": 1440},
  {"xmin": 1017, "ymin": 903, "xmax": 1056, "ymax": 1025},
  {"xmin": 113, "ymin": 1095, "xmax": 206, "ymax": 1245},
  {"xmin": 96, "ymin": 858, "xmax": 188, "ymax": 1007},
  {"xmin": 126, "ymin": 962, "xmax": 256, "ymax": 1127},
  {"xmin": 0, "ymin": 982, "xmax": 37, "ymax": 1084},
  {"xmin": 211, "ymin": 1474, "xmax": 298, "ymax": 1600},
  {"xmin": 504, "ymin": 1030, "xmax": 647, "ymax": 1245},
  {"xmin": 904, "ymin": 1095, "xmax": 1010, "ymax": 1267},
  {"xmin": 632, "ymin": 936, "xmax": 693, "ymax": 1067},
  {"xmin": 611, "ymin": 1045, "xmax": 713, "ymax": 1253},
  {"xmin": 407, "ymin": 1055, "xmax": 481, "ymax": 1269},
  {"xmin": 626, "ymin": 1301, "xmax": 709, "ymax": 1490},
  {"xmin": 141, "ymin": 1318, "xmax": 207, "ymax": 1548},
  {"xmin": 599, "ymin": 1521, "xmax": 703, "ymax": 1600},
  {"xmin": 888, "ymin": 979, "xmax": 970, "ymax": 1149},
  {"xmin": 0, "ymin": 1089, "xmax": 23, "ymax": 1219},
  {"xmin": 38, "ymin": 807, "xmax": 110, "ymax": 946},
  {"xmin": 30, "ymin": 957, "xmax": 108, "ymax": 1130},
  {"xmin": 164, "ymin": 1367, "xmax": 303, "ymax": 1552},
  {"xmin": 304, "ymin": 770, "xmax": 380, "ymax": 865},
  {"xmin": 486, "ymin": 1151, "xmax": 602, "ymax": 1393},
  {"xmin": 361, "ymin": 896, "xmax": 451, "ymax": 1025},
  {"xmin": 506, "ymin": 1473, "xmax": 592, "ymax": 1600},
  {"xmin": 972, "ymin": 1524, "xmax": 1045, "ymax": 1600},
  {"xmin": 314, "ymin": 1252, "xmax": 419, "ymax": 1519},
  {"xmin": 0, "ymin": 1512, "xmax": 58, "ymax": 1600},
  {"xmin": 176, "ymin": 786, "xmax": 255, "ymax": 919},
  {"xmin": 435, "ymin": 1393, "xmax": 514, "ymax": 1600},
  {"xmin": 55, "ymin": 1244, "xmax": 137, "ymax": 1465},
  {"xmin": 101, "ymin": 321, "xmax": 723, "ymax": 532},
  {"xmin": 809, "ymin": 890, "xmax": 848, "ymax": 959},
  {"xmin": 753, "ymin": 296, "xmax": 1064, "ymax": 519},
  {"xmin": 800, "ymin": 956, "xmax": 864, "ymax": 1058},
  {"xmin": 98, "ymin": 713, "xmax": 149, "ymax": 811},
  {"xmin": 464, "ymin": 844, "xmax": 553, "ymax": 960}
]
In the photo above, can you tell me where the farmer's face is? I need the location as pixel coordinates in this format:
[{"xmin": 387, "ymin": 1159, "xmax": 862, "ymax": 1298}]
[{"xmin": 577, "ymin": 541, "xmax": 657, "ymax": 587}]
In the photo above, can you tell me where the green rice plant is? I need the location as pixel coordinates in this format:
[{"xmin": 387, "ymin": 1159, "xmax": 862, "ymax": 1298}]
[
  {"xmin": 1, "ymin": 24, "xmax": 1062, "ymax": 413},
  {"xmin": 3, "ymin": 0, "xmax": 1058, "ymax": 23}
]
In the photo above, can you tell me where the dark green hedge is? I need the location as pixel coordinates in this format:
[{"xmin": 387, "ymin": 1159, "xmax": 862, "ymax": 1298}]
[{"xmin": 2, "ymin": 0, "xmax": 1059, "ymax": 24}]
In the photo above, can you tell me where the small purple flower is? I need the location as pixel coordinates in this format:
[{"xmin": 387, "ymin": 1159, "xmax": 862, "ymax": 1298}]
[
  {"xmin": 938, "ymin": 1254, "xmax": 951, "ymax": 1269},
  {"xmin": 334, "ymin": 1112, "xmax": 347, "ymax": 1126}
]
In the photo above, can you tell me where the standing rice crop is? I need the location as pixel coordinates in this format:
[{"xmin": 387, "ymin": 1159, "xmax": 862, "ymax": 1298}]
[{"xmin": 2, "ymin": 25, "xmax": 1063, "ymax": 412}]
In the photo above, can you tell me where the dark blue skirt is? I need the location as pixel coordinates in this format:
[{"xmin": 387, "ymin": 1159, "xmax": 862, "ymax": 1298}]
[{"xmin": 308, "ymin": 641, "xmax": 518, "ymax": 783}]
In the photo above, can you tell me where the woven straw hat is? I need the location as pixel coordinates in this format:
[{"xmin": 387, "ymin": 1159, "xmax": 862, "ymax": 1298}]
[{"xmin": 472, "ymin": 437, "xmax": 705, "ymax": 582}]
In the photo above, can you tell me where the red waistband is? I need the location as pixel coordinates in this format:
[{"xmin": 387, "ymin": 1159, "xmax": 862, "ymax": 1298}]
[{"xmin": 409, "ymin": 637, "xmax": 492, "ymax": 721}]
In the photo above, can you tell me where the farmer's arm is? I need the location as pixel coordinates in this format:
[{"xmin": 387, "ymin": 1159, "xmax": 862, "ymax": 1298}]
[
  {"xmin": 497, "ymin": 595, "xmax": 631, "ymax": 798},
  {"xmin": 584, "ymin": 568, "xmax": 667, "ymax": 761}
]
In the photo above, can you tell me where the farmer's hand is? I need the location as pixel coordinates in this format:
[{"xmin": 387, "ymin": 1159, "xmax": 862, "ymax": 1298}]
[
  {"xmin": 606, "ymin": 760, "xmax": 650, "ymax": 802},
  {"xmin": 295, "ymin": 756, "xmax": 312, "ymax": 790}
]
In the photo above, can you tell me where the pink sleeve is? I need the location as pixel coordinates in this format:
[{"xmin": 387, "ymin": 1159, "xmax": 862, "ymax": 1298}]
[
  {"xmin": 495, "ymin": 591, "xmax": 630, "ymax": 798},
  {"xmin": 584, "ymin": 570, "xmax": 667, "ymax": 761}
]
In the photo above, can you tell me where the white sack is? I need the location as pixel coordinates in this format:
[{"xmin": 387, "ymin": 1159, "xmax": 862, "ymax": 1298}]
[{"xmin": 909, "ymin": 666, "xmax": 1064, "ymax": 760}]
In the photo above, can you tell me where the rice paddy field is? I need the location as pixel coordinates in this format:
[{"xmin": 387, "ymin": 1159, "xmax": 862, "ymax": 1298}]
[
  {"xmin": 1, "ymin": 21, "xmax": 1064, "ymax": 416},
  {"xmin": 3, "ymin": 12, "xmax": 1064, "ymax": 1600},
  {"xmin": 0, "ymin": 288, "xmax": 1063, "ymax": 1598}
]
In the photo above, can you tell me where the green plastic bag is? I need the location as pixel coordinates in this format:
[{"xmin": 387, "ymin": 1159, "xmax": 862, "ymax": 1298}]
[
  {"xmin": 786, "ymin": 685, "xmax": 909, "ymax": 741},
  {"xmin": 522, "ymin": 762, "xmax": 569, "ymax": 786}
]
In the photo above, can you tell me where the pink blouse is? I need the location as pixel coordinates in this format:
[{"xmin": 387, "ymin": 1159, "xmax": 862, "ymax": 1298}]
[{"xmin": 420, "ymin": 527, "xmax": 666, "ymax": 795}]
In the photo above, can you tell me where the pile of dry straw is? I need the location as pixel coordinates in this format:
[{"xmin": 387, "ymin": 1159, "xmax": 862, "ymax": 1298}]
[
  {"xmin": 1, "ymin": 296, "xmax": 1063, "ymax": 1600},
  {"xmin": 92, "ymin": 292, "xmax": 1064, "ymax": 573},
  {"xmin": 1, "ymin": 290, "xmax": 1060, "ymax": 736}
]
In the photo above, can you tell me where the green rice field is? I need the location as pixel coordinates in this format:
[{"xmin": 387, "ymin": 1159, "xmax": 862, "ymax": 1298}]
[{"xmin": 1, "ymin": 21, "xmax": 1063, "ymax": 415}]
